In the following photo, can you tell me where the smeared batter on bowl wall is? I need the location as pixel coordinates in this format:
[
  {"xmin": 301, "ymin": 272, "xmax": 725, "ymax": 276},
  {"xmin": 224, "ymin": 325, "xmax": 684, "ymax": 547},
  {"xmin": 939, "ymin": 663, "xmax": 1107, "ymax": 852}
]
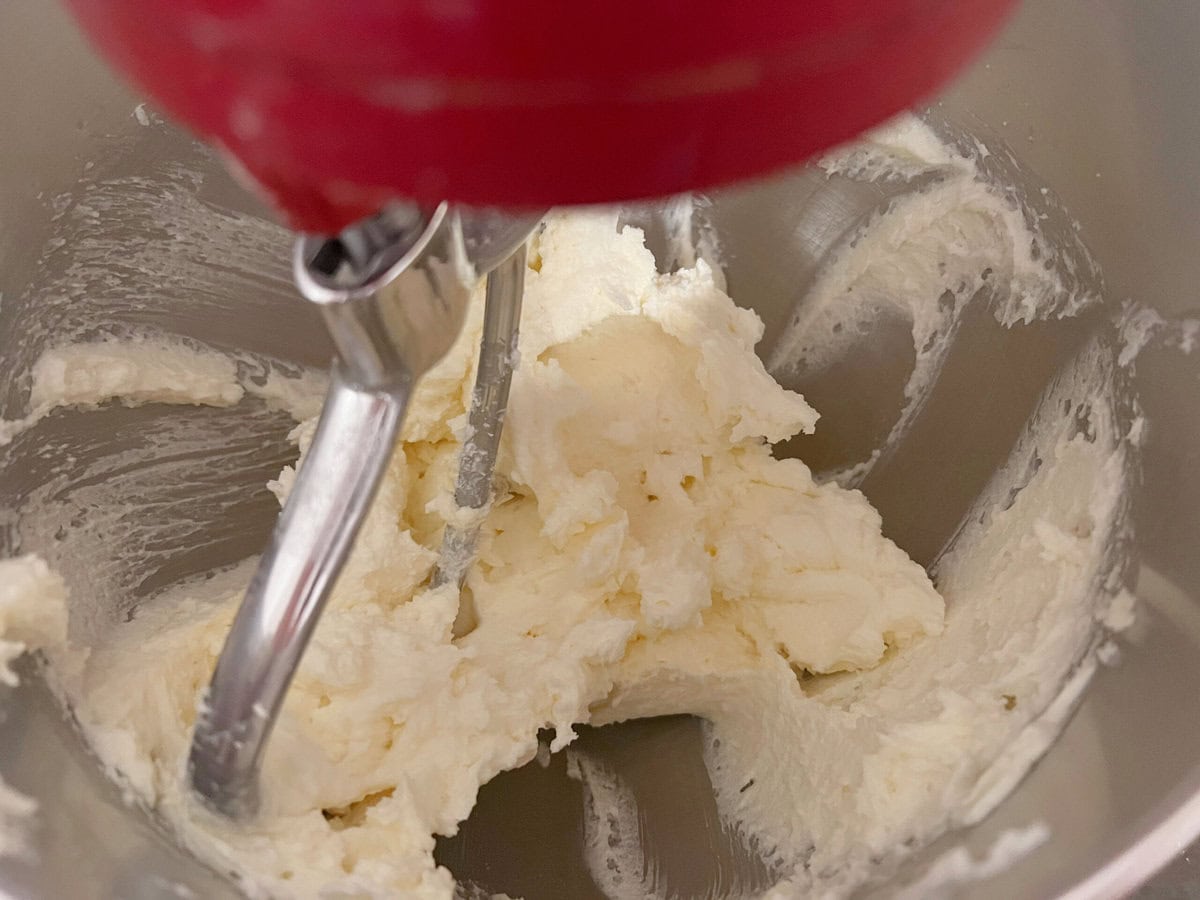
[{"xmin": 0, "ymin": 117, "xmax": 1133, "ymax": 898}]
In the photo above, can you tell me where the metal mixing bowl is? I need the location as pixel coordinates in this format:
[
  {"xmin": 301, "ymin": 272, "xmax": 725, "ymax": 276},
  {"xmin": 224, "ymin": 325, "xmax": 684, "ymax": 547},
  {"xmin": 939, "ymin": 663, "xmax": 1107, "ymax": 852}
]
[{"xmin": 2, "ymin": 1, "xmax": 1199, "ymax": 897}]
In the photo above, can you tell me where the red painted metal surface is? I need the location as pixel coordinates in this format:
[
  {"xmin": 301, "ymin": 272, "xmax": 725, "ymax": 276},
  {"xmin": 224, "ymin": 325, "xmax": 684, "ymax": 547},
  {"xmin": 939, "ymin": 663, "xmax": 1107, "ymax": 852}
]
[{"xmin": 65, "ymin": 0, "xmax": 1016, "ymax": 233}]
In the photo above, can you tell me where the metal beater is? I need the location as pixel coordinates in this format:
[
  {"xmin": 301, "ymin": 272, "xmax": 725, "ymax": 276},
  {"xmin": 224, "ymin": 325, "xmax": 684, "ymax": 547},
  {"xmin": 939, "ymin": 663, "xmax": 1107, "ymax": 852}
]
[{"xmin": 187, "ymin": 204, "xmax": 538, "ymax": 817}]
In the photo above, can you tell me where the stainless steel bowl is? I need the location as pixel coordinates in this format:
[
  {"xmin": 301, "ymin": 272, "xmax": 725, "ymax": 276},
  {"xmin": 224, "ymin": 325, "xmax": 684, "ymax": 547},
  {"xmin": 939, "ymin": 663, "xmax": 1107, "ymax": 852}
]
[{"xmin": 2, "ymin": 1, "xmax": 1200, "ymax": 897}]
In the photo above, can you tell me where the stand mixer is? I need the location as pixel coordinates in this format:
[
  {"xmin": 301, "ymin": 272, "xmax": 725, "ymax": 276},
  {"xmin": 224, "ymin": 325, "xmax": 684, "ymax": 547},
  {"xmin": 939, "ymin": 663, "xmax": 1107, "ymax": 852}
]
[{"xmin": 58, "ymin": 0, "xmax": 1017, "ymax": 820}]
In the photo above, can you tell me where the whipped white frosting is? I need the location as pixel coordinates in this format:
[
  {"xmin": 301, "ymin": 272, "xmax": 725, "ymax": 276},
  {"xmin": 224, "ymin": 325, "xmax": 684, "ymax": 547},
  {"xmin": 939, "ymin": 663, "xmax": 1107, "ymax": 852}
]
[{"xmin": 0, "ymin": 116, "xmax": 1134, "ymax": 899}]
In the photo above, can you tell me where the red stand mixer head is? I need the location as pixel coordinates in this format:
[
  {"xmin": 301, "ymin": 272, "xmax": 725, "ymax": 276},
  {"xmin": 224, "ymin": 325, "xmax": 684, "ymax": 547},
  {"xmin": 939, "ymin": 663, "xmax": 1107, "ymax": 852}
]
[{"xmin": 64, "ymin": 0, "xmax": 1015, "ymax": 234}]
